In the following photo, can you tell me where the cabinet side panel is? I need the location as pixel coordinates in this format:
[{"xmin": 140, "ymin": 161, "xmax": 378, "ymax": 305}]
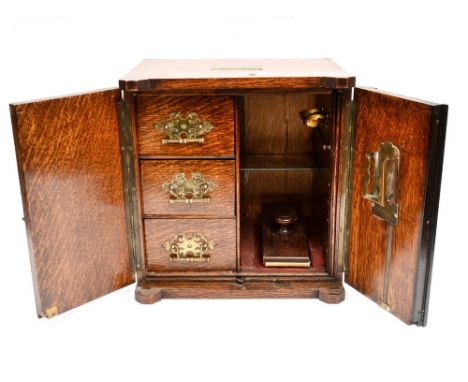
[{"xmin": 11, "ymin": 89, "xmax": 134, "ymax": 317}]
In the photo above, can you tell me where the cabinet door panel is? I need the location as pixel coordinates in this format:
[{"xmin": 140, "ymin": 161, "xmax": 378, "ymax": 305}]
[
  {"xmin": 11, "ymin": 89, "xmax": 134, "ymax": 318},
  {"xmin": 346, "ymin": 87, "xmax": 447, "ymax": 326}
]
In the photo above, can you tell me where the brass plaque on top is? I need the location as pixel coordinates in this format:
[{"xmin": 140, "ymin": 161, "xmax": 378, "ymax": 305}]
[
  {"xmin": 155, "ymin": 111, "xmax": 214, "ymax": 144},
  {"xmin": 163, "ymin": 232, "xmax": 216, "ymax": 263},
  {"xmin": 161, "ymin": 173, "xmax": 217, "ymax": 204}
]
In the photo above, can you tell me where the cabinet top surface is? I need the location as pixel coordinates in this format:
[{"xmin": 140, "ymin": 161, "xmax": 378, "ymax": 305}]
[{"xmin": 119, "ymin": 59, "xmax": 355, "ymax": 92}]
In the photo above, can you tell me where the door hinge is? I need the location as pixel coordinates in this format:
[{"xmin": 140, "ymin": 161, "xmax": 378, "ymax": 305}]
[
  {"xmin": 337, "ymin": 99, "xmax": 355, "ymax": 274},
  {"xmin": 117, "ymin": 95, "xmax": 142, "ymax": 279}
]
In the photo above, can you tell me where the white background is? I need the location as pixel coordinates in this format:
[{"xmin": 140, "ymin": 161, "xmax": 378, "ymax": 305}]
[{"xmin": 1, "ymin": 1, "xmax": 467, "ymax": 381}]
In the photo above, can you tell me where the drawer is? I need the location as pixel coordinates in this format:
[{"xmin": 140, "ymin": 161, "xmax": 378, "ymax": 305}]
[
  {"xmin": 141, "ymin": 160, "xmax": 235, "ymax": 217},
  {"xmin": 136, "ymin": 95, "xmax": 235, "ymax": 157},
  {"xmin": 144, "ymin": 218, "xmax": 236, "ymax": 272}
]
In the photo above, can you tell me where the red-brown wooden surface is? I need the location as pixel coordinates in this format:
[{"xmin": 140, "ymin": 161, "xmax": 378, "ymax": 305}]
[
  {"xmin": 11, "ymin": 89, "xmax": 133, "ymax": 317},
  {"xmin": 347, "ymin": 88, "xmax": 447, "ymax": 325}
]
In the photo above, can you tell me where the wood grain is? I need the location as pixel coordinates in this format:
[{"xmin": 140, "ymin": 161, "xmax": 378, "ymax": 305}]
[
  {"xmin": 144, "ymin": 218, "xmax": 236, "ymax": 272},
  {"xmin": 119, "ymin": 59, "xmax": 355, "ymax": 91},
  {"xmin": 346, "ymin": 88, "xmax": 447, "ymax": 325},
  {"xmin": 140, "ymin": 160, "xmax": 235, "ymax": 216},
  {"xmin": 10, "ymin": 89, "xmax": 133, "ymax": 317},
  {"xmin": 136, "ymin": 95, "xmax": 235, "ymax": 157}
]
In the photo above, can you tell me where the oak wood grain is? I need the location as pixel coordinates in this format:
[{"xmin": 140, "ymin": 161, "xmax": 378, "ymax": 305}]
[
  {"xmin": 144, "ymin": 218, "xmax": 236, "ymax": 272},
  {"xmin": 136, "ymin": 95, "xmax": 235, "ymax": 157},
  {"xmin": 346, "ymin": 88, "xmax": 447, "ymax": 325},
  {"xmin": 140, "ymin": 160, "xmax": 235, "ymax": 216},
  {"xmin": 10, "ymin": 89, "xmax": 133, "ymax": 317}
]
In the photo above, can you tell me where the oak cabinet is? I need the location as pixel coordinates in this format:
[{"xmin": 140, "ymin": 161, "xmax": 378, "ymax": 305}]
[{"xmin": 10, "ymin": 59, "xmax": 447, "ymax": 325}]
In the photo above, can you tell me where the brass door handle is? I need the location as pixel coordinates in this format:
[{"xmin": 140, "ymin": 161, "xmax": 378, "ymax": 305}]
[
  {"xmin": 163, "ymin": 232, "xmax": 216, "ymax": 263},
  {"xmin": 155, "ymin": 111, "xmax": 214, "ymax": 144},
  {"xmin": 362, "ymin": 141, "xmax": 400, "ymax": 224},
  {"xmin": 161, "ymin": 172, "xmax": 217, "ymax": 204}
]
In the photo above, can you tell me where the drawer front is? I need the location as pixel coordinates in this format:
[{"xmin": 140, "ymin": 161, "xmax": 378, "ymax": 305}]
[
  {"xmin": 136, "ymin": 96, "xmax": 235, "ymax": 157},
  {"xmin": 141, "ymin": 160, "xmax": 235, "ymax": 216},
  {"xmin": 144, "ymin": 219, "xmax": 236, "ymax": 272}
]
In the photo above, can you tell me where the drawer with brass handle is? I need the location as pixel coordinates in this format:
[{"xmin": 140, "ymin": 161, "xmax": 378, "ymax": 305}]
[
  {"xmin": 140, "ymin": 160, "xmax": 235, "ymax": 216},
  {"xmin": 136, "ymin": 95, "xmax": 235, "ymax": 157},
  {"xmin": 144, "ymin": 218, "xmax": 236, "ymax": 272}
]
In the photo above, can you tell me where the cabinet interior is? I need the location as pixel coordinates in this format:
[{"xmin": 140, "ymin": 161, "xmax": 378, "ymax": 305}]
[
  {"xmin": 138, "ymin": 91, "xmax": 338, "ymax": 279},
  {"xmin": 238, "ymin": 92, "xmax": 335, "ymax": 276}
]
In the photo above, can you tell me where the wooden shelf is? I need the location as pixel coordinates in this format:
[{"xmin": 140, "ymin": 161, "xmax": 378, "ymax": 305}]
[
  {"xmin": 239, "ymin": 215, "xmax": 327, "ymax": 275},
  {"xmin": 240, "ymin": 154, "xmax": 321, "ymax": 171}
]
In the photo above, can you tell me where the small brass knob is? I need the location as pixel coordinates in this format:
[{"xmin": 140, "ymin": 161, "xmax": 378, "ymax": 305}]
[{"xmin": 300, "ymin": 108, "xmax": 325, "ymax": 128}]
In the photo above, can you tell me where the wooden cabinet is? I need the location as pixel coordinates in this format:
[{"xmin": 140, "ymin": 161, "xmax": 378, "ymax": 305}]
[{"xmin": 10, "ymin": 59, "xmax": 448, "ymax": 326}]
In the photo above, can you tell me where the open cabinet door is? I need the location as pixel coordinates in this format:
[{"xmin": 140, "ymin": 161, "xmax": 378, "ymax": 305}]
[
  {"xmin": 346, "ymin": 88, "xmax": 447, "ymax": 326},
  {"xmin": 11, "ymin": 89, "xmax": 134, "ymax": 318}
]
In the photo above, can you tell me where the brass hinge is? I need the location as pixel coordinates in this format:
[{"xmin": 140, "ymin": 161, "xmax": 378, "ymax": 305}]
[
  {"xmin": 337, "ymin": 99, "xmax": 355, "ymax": 274},
  {"xmin": 117, "ymin": 94, "xmax": 141, "ymax": 278}
]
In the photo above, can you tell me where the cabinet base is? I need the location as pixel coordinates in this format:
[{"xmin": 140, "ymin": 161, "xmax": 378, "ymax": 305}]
[
  {"xmin": 135, "ymin": 286, "xmax": 163, "ymax": 304},
  {"xmin": 134, "ymin": 278, "xmax": 345, "ymax": 304}
]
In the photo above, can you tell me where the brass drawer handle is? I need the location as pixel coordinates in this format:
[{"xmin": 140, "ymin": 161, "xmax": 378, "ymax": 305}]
[
  {"xmin": 163, "ymin": 232, "xmax": 216, "ymax": 263},
  {"xmin": 362, "ymin": 141, "xmax": 400, "ymax": 224},
  {"xmin": 155, "ymin": 111, "xmax": 214, "ymax": 144},
  {"xmin": 162, "ymin": 173, "xmax": 217, "ymax": 204}
]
